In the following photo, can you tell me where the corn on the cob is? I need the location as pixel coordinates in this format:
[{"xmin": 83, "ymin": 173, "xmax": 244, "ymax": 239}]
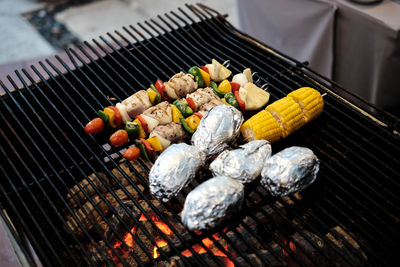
[
  {"xmin": 240, "ymin": 110, "xmax": 282, "ymax": 142},
  {"xmin": 266, "ymin": 97, "xmax": 305, "ymax": 138},
  {"xmin": 288, "ymin": 87, "xmax": 324, "ymax": 122}
]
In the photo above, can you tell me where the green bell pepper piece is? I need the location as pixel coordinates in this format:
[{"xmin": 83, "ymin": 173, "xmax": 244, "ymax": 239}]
[
  {"xmin": 188, "ymin": 66, "xmax": 205, "ymax": 88},
  {"xmin": 224, "ymin": 92, "xmax": 240, "ymax": 110},
  {"xmin": 97, "ymin": 110, "xmax": 109, "ymax": 124},
  {"xmin": 125, "ymin": 121, "xmax": 140, "ymax": 139},
  {"xmin": 135, "ymin": 139, "xmax": 150, "ymax": 161},
  {"xmin": 210, "ymin": 81, "xmax": 226, "ymax": 98},
  {"xmin": 173, "ymin": 99, "xmax": 193, "ymax": 117},
  {"xmin": 180, "ymin": 117, "xmax": 195, "ymax": 134}
]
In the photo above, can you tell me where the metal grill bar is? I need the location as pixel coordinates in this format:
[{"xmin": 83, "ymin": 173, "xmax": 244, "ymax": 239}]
[{"xmin": 0, "ymin": 4, "xmax": 399, "ymax": 267}]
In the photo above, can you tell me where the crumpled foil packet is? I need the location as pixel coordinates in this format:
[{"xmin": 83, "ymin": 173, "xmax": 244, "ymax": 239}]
[
  {"xmin": 191, "ymin": 105, "xmax": 243, "ymax": 158},
  {"xmin": 181, "ymin": 175, "xmax": 244, "ymax": 230},
  {"xmin": 149, "ymin": 143, "xmax": 204, "ymax": 202},
  {"xmin": 210, "ymin": 140, "xmax": 272, "ymax": 184},
  {"xmin": 261, "ymin": 146, "xmax": 319, "ymax": 196}
]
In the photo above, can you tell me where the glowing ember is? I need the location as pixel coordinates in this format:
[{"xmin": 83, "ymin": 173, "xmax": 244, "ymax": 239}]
[
  {"xmin": 153, "ymin": 240, "xmax": 168, "ymax": 258},
  {"xmin": 282, "ymin": 240, "xmax": 297, "ymax": 256}
]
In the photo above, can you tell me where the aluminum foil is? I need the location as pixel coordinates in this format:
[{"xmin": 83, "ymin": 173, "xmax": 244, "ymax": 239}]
[
  {"xmin": 181, "ymin": 175, "xmax": 244, "ymax": 230},
  {"xmin": 149, "ymin": 143, "xmax": 204, "ymax": 202},
  {"xmin": 261, "ymin": 146, "xmax": 319, "ymax": 196},
  {"xmin": 191, "ymin": 105, "xmax": 243, "ymax": 158},
  {"xmin": 210, "ymin": 140, "xmax": 272, "ymax": 184}
]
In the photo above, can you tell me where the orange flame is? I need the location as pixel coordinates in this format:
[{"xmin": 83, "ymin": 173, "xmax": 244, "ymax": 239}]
[{"xmin": 153, "ymin": 240, "xmax": 168, "ymax": 258}]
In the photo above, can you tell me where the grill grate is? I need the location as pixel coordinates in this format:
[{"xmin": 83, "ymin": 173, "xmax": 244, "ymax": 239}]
[{"xmin": 1, "ymin": 4, "xmax": 399, "ymax": 266}]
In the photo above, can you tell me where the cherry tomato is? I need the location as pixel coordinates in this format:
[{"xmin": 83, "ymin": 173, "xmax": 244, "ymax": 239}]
[
  {"xmin": 85, "ymin": 118, "xmax": 104, "ymax": 134},
  {"xmin": 123, "ymin": 147, "xmax": 141, "ymax": 161},
  {"xmin": 110, "ymin": 129, "xmax": 129, "ymax": 146}
]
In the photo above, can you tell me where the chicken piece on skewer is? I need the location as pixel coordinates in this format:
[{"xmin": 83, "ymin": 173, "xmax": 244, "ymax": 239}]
[
  {"xmin": 121, "ymin": 90, "xmax": 152, "ymax": 118},
  {"xmin": 197, "ymin": 98, "xmax": 224, "ymax": 116},
  {"xmin": 164, "ymin": 72, "xmax": 198, "ymax": 99},
  {"xmin": 186, "ymin": 87, "xmax": 220, "ymax": 110},
  {"xmin": 143, "ymin": 101, "xmax": 172, "ymax": 125},
  {"xmin": 150, "ymin": 122, "xmax": 189, "ymax": 144}
]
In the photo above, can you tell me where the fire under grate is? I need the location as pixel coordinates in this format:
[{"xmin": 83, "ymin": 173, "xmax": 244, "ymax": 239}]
[{"xmin": 1, "ymin": 4, "xmax": 399, "ymax": 267}]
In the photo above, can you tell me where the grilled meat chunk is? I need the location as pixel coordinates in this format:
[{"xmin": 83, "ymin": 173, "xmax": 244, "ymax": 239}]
[
  {"xmin": 152, "ymin": 122, "xmax": 188, "ymax": 143},
  {"xmin": 164, "ymin": 72, "xmax": 198, "ymax": 99},
  {"xmin": 143, "ymin": 101, "xmax": 172, "ymax": 125},
  {"xmin": 149, "ymin": 143, "xmax": 204, "ymax": 202},
  {"xmin": 181, "ymin": 176, "xmax": 244, "ymax": 230},
  {"xmin": 198, "ymin": 98, "xmax": 224, "ymax": 116},
  {"xmin": 186, "ymin": 87, "xmax": 220, "ymax": 110},
  {"xmin": 122, "ymin": 90, "xmax": 152, "ymax": 118}
]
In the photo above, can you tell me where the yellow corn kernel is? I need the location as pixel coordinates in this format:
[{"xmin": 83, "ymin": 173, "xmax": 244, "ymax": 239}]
[
  {"xmin": 103, "ymin": 107, "xmax": 116, "ymax": 128},
  {"xmin": 171, "ymin": 104, "xmax": 182, "ymax": 123},
  {"xmin": 199, "ymin": 69, "xmax": 210, "ymax": 87},
  {"xmin": 147, "ymin": 136, "xmax": 163, "ymax": 152},
  {"xmin": 266, "ymin": 97, "xmax": 305, "ymax": 138},
  {"xmin": 240, "ymin": 110, "xmax": 282, "ymax": 142},
  {"xmin": 147, "ymin": 88, "xmax": 157, "ymax": 104},
  {"xmin": 133, "ymin": 119, "xmax": 146, "ymax": 138},
  {"xmin": 218, "ymin": 80, "xmax": 232, "ymax": 93},
  {"xmin": 288, "ymin": 87, "xmax": 324, "ymax": 122}
]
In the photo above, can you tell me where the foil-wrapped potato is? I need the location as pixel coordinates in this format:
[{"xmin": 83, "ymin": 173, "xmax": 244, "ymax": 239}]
[
  {"xmin": 210, "ymin": 140, "xmax": 272, "ymax": 184},
  {"xmin": 261, "ymin": 146, "xmax": 319, "ymax": 196},
  {"xmin": 149, "ymin": 143, "xmax": 204, "ymax": 202},
  {"xmin": 181, "ymin": 176, "xmax": 244, "ymax": 230},
  {"xmin": 191, "ymin": 105, "xmax": 243, "ymax": 158}
]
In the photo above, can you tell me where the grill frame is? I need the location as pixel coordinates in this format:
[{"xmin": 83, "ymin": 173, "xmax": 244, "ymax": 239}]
[{"xmin": 1, "ymin": 4, "xmax": 399, "ymax": 266}]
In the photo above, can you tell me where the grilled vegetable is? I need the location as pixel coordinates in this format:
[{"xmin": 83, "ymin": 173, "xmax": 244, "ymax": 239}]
[
  {"xmin": 147, "ymin": 136, "xmax": 163, "ymax": 152},
  {"xmin": 205, "ymin": 59, "xmax": 232, "ymax": 81},
  {"xmin": 104, "ymin": 107, "xmax": 116, "ymax": 128},
  {"xmin": 155, "ymin": 79, "xmax": 170, "ymax": 101},
  {"xmin": 243, "ymin": 68, "xmax": 253, "ymax": 83},
  {"xmin": 224, "ymin": 92, "xmax": 239, "ymax": 110},
  {"xmin": 140, "ymin": 138, "xmax": 154, "ymax": 158},
  {"xmin": 201, "ymin": 65, "xmax": 209, "ymax": 73},
  {"xmin": 210, "ymin": 81, "xmax": 224, "ymax": 98},
  {"xmin": 147, "ymin": 88, "xmax": 157, "ymax": 104},
  {"xmin": 171, "ymin": 104, "xmax": 183, "ymax": 123},
  {"xmin": 125, "ymin": 121, "xmax": 140, "ymax": 139},
  {"xmin": 180, "ymin": 117, "xmax": 195, "ymax": 134},
  {"xmin": 85, "ymin": 118, "xmax": 104, "ymax": 134},
  {"xmin": 123, "ymin": 146, "xmax": 141, "ymax": 161},
  {"xmin": 136, "ymin": 139, "xmax": 150, "ymax": 161},
  {"xmin": 116, "ymin": 103, "xmax": 131, "ymax": 123},
  {"xmin": 199, "ymin": 68, "xmax": 210, "ymax": 87},
  {"xmin": 287, "ymin": 87, "xmax": 324, "ymax": 122},
  {"xmin": 240, "ymin": 110, "xmax": 282, "ymax": 142},
  {"xmin": 218, "ymin": 80, "xmax": 232, "ymax": 94},
  {"xmin": 266, "ymin": 97, "xmax": 305, "ymax": 138},
  {"xmin": 173, "ymin": 99, "xmax": 193, "ymax": 118},
  {"xmin": 232, "ymin": 73, "xmax": 248, "ymax": 87},
  {"xmin": 108, "ymin": 106, "xmax": 122, "ymax": 128},
  {"xmin": 150, "ymin": 84, "xmax": 162, "ymax": 104},
  {"xmin": 133, "ymin": 119, "xmax": 146, "ymax": 138},
  {"xmin": 193, "ymin": 112, "xmax": 203, "ymax": 119},
  {"xmin": 136, "ymin": 115, "xmax": 149, "ymax": 135},
  {"xmin": 140, "ymin": 114, "xmax": 159, "ymax": 132},
  {"xmin": 188, "ymin": 66, "xmax": 205, "ymax": 88},
  {"xmin": 243, "ymin": 83, "xmax": 270, "ymax": 111},
  {"xmin": 230, "ymin": 82, "xmax": 241, "ymax": 93},
  {"xmin": 186, "ymin": 97, "xmax": 196, "ymax": 111},
  {"xmin": 97, "ymin": 110, "xmax": 109, "ymax": 125},
  {"xmin": 234, "ymin": 90, "xmax": 246, "ymax": 113},
  {"xmin": 149, "ymin": 132, "xmax": 171, "ymax": 150},
  {"xmin": 110, "ymin": 129, "xmax": 129, "ymax": 146},
  {"xmin": 185, "ymin": 114, "xmax": 201, "ymax": 131}
]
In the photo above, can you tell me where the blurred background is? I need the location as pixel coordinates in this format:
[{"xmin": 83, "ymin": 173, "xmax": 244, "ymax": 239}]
[{"xmin": 0, "ymin": 0, "xmax": 399, "ymax": 115}]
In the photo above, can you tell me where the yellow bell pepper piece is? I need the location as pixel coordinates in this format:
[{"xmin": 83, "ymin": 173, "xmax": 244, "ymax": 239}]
[
  {"xmin": 185, "ymin": 115, "xmax": 201, "ymax": 131},
  {"xmin": 147, "ymin": 88, "xmax": 157, "ymax": 104},
  {"xmin": 147, "ymin": 136, "xmax": 163, "ymax": 152},
  {"xmin": 218, "ymin": 80, "xmax": 231, "ymax": 93},
  {"xmin": 103, "ymin": 107, "xmax": 116, "ymax": 128},
  {"xmin": 221, "ymin": 98, "xmax": 229, "ymax": 105},
  {"xmin": 133, "ymin": 119, "xmax": 146, "ymax": 138},
  {"xmin": 171, "ymin": 104, "xmax": 183, "ymax": 123},
  {"xmin": 199, "ymin": 69, "xmax": 210, "ymax": 87}
]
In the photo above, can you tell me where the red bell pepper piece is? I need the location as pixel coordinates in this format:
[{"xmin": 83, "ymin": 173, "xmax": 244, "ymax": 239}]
[
  {"xmin": 186, "ymin": 97, "xmax": 197, "ymax": 111},
  {"xmin": 193, "ymin": 112, "xmax": 203, "ymax": 119},
  {"xmin": 230, "ymin": 82, "xmax": 241, "ymax": 93},
  {"xmin": 201, "ymin": 65, "xmax": 209, "ymax": 73},
  {"xmin": 136, "ymin": 115, "xmax": 149, "ymax": 135},
  {"xmin": 234, "ymin": 90, "xmax": 246, "ymax": 113},
  {"xmin": 139, "ymin": 138, "xmax": 154, "ymax": 158},
  {"xmin": 155, "ymin": 79, "xmax": 171, "ymax": 101},
  {"xmin": 108, "ymin": 106, "xmax": 122, "ymax": 128}
]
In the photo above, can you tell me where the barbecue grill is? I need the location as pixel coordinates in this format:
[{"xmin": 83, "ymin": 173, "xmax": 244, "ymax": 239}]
[{"xmin": 1, "ymin": 4, "xmax": 399, "ymax": 266}]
